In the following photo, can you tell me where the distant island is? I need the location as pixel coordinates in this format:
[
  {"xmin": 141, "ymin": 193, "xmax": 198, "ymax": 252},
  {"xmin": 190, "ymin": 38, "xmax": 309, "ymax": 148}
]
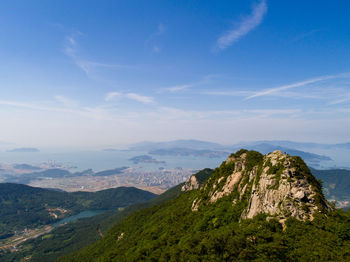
[
  {"xmin": 7, "ymin": 147, "xmax": 40, "ymax": 153},
  {"xmin": 13, "ymin": 164, "xmax": 42, "ymax": 171},
  {"xmin": 93, "ymin": 167, "xmax": 129, "ymax": 176},
  {"xmin": 128, "ymin": 155, "xmax": 166, "ymax": 165},
  {"xmin": 102, "ymin": 148, "xmax": 119, "ymax": 152},
  {"xmin": 149, "ymin": 148, "xmax": 229, "ymax": 158}
]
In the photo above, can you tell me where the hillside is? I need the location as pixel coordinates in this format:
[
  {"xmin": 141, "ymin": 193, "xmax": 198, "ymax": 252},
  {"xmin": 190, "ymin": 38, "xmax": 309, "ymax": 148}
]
[
  {"xmin": 0, "ymin": 169, "xmax": 213, "ymax": 262},
  {"xmin": 60, "ymin": 150, "xmax": 350, "ymax": 261},
  {"xmin": 310, "ymin": 168, "xmax": 350, "ymax": 206},
  {"xmin": 0, "ymin": 183, "xmax": 156, "ymax": 239}
]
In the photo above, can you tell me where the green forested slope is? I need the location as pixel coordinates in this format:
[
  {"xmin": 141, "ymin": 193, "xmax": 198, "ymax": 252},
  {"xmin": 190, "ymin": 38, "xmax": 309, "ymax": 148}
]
[
  {"xmin": 61, "ymin": 187, "xmax": 350, "ymax": 261},
  {"xmin": 0, "ymin": 169, "xmax": 213, "ymax": 262},
  {"xmin": 0, "ymin": 183, "xmax": 156, "ymax": 238},
  {"xmin": 311, "ymin": 168, "xmax": 350, "ymax": 201},
  {"xmin": 60, "ymin": 152, "xmax": 350, "ymax": 262}
]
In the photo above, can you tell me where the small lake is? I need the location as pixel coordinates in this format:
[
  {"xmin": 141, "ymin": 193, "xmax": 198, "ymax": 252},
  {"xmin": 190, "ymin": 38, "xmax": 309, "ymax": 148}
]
[{"xmin": 53, "ymin": 210, "xmax": 106, "ymax": 227}]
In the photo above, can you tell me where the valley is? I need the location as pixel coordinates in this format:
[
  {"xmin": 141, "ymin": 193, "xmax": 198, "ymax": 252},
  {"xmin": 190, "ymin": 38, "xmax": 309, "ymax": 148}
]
[
  {"xmin": 1, "ymin": 150, "xmax": 350, "ymax": 261},
  {"xmin": 56, "ymin": 150, "xmax": 350, "ymax": 261},
  {"xmin": 0, "ymin": 184, "xmax": 156, "ymax": 243},
  {"xmin": 2, "ymin": 1, "xmax": 350, "ymax": 260},
  {"xmin": 0, "ymin": 225, "xmax": 53, "ymax": 252}
]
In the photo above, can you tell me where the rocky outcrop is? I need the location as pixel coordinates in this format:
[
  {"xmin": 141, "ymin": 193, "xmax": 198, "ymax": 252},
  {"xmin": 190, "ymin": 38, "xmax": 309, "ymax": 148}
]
[
  {"xmin": 192, "ymin": 150, "xmax": 332, "ymax": 223},
  {"xmin": 181, "ymin": 175, "xmax": 199, "ymax": 191}
]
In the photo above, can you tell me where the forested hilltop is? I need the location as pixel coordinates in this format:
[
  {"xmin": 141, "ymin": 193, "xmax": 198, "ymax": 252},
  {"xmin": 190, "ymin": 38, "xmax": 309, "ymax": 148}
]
[
  {"xmin": 0, "ymin": 184, "xmax": 156, "ymax": 239},
  {"xmin": 0, "ymin": 170, "xmax": 212, "ymax": 262},
  {"xmin": 61, "ymin": 150, "xmax": 350, "ymax": 261}
]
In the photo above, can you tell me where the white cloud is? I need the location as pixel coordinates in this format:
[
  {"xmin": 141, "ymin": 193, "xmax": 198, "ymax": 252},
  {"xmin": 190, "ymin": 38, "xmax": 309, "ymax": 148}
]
[
  {"xmin": 76, "ymin": 61, "xmax": 134, "ymax": 76},
  {"xmin": 216, "ymin": 0, "xmax": 267, "ymax": 50},
  {"xmin": 0, "ymin": 98, "xmax": 115, "ymax": 121},
  {"xmin": 329, "ymin": 93, "xmax": 350, "ymax": 105},
  {"xmin": 201, "ymin": 90, "xmax": 251, "ymax": 96},
  {"xmin": 246, "ymin": 74, "xmax": 342, "ymax": 100},
  {"xmin": 105, "ymin": 92, "xmax": 121, "ymax": 102},
  {"xmin": 161, "ymin": 75, "xmax": 217, "ymax": 93},
  {"xmin": 165, "ymin": 84, "xmax": 194, "ymax": 92},
  {"xmin": 105, "ymin": 92, "xmax": 154, "ymax": 104},
  {"xmin": 55, "ymin": 95, "xmax": 78, "ymax": 107},
  {"xmin": 147, "ymin": 23, "xmax": 166, "ymax": 53},
  {"xmin": 1, "ymin": 98, "xmax": 350, "ymax": 147},
  {"xmin": 148, "ymin": 23, "xmax": 166, "ymax": 40},
  {"xmin": 63, "ymin": 34, "xmax": 134, "ymax": 78},
  {"xmin": 125, "ymin": 93, "xmax": 154, "ymax": 104}
]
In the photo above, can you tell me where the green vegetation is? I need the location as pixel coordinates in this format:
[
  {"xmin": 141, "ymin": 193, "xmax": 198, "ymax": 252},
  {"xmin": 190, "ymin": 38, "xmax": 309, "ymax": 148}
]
[
  {"xmin": 244, "ymin": 150, "xmax": 264, "ymax": 171},
  {"xmin": 265, "ymin": 159, "xmax": 284, "ymax": 190},
  {"xmin": 194, "ymin": 168, "xmax": 213, "ymax": 185},
  {"xmin": 0, "ymin": 170, "xmax": 213, "ymax": 262},
  {"xmin": 199, "ymin": 160, "xmax": 236, "ymax": 203},
  {"xmin": 0, "ymin": 183, "xmax": 156, "ymax": 239},
  {"xmin": 310, "ymin": 168, "xmax": 350, "ymax": 202},
  {"xmin": 2, "ymin": 151, "xmax": 350, "ymax": 261},
  {"xmin": 291, "ymin": 156, "xmax": 328, "ymax": 211},
  {"xmin": 229, "ymin": 149, "xmax": 248, "ymax": 158},
  {"xmin": 56, "ymin": 150, "xmax": 350, "ymax": 261},
  {"xmin": 59, "ymin": 189, "xmax": 350, "ymax": 262}
]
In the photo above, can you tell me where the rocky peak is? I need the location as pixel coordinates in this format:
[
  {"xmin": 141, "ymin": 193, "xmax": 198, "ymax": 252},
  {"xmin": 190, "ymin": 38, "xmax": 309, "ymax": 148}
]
[
  {"xmin": 192, "ymin": 150, "xmax": 332, "ymax": 223},
  {"xmin": 181, "ymin": 168, "xmax": 213, "ymax": 192},
  {"xmin": 181, "ymin": 175, "xmax": 200, "ymax": 191}
]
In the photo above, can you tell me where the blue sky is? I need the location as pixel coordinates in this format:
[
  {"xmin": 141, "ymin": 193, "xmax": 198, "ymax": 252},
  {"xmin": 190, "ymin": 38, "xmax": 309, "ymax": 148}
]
[{"xmin": 1, "ymin": 0, "xmax": 350, "ymax": 148}]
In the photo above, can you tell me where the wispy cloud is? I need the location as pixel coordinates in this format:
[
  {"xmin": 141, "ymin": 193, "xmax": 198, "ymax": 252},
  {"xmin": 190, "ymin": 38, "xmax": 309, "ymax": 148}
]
[
  {"xmin": 75, "ymin": 61, "xmax": 134, "ymax": 76},
  {"xmin": 329, "ymin": 93, "xmax": 350, "ymax": 105},
  {"xmin": 147, "ymin": 23, "xmax": 166, "ymax": 53},
  {"xmin": 125, "ymin": 93, "xmax": 154, "ymax": 104},
  {"xmin": 105, "ymin": 92, "xmax": 121, "ymax": 102},
  {"xmin": 55, "ymin": 95, "xmax": 78, "ymax": 108},
  {"xmin": 216, "ymin": 0, "xmax": 267, "ymax": 50},
  {"xmin": 161, "ymin": 75, "xmax": 217, "ymax": 93},
  {"xmin": 3, "ymin": 97, "xmax": 350, "ymax": 147},
  {"xmin": 105, "ymin": 92, "xmax": 154, "ymax": 104},
  {"xmin": 164, "ymin": 84, "xmax": 195, "ymax": 92},
  {"xmin": 154, "ymin": 106, "xmax": 302, "ymax": 121},
  {"xmin": 292, "ymin": 29, "xmax": 322, "ymax": 42},
  {"xmin": 63, "ymin": 34, "xmax": 133, "ymax": 77},
  {"xmin": 0, "ymin": 99, "xmax": 108, "ymax": 120},
  {"xmin": 246, "ymin": 74, "xmax": 343, "ymax": 100},
  {"xmin": 201, "ymin": 90, "xmax": 252, "ymax": 97},
  {"xmin": 63, "ymin": 33, "xmax": 81, "ymax": 58}
]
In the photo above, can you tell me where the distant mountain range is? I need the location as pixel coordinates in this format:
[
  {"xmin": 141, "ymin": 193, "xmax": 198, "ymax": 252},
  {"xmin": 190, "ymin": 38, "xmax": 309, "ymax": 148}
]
[
  {"xmin": 130, "ymin": 139, "xmax": 350, "ymax": 151},
  {"xmin": 6, "ymin": 147, "xmax": 39, "ymax": 153},
  {"xmin": 130, "ymin": 139, "xmax": 342, "ymax": 168},
  {"xmin": 130, "ymin": 139, "xmax": 225, "ymax": 151},
  {"xmin": 13, "ymin": 164, "xmax": 42, "ymax": 171},
  {"xmin": 2, "ymin": 167, "xmax": 131, "ymax": 185},
  {"xmin": 149, "ymin": 148, "xmax": 229, "ymax": 158}
]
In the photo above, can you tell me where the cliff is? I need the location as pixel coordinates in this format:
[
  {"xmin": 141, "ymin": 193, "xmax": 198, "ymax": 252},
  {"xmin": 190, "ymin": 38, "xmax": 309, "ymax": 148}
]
[
  {"xmin": 59, "ymin": 150, "xmax": 350, "ymax": 262},
  {"xmin": 192, "ymin": 150, "xmax": 331, "ymax": 223}
]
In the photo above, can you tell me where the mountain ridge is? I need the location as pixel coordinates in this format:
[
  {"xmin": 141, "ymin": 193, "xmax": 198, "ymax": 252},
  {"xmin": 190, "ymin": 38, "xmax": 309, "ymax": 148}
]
[
  {"xmin": 60, "ymin": 150, "xmax": 350, "ymax": 262},
  {"xmin": 191, "ymin": 150, "xmax": 331, "ymax": 223}
]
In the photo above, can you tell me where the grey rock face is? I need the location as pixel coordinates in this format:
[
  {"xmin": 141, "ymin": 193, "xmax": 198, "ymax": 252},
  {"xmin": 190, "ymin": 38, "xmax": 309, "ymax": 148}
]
[
  {"xmin": 192, "ymin": 150, "xmax": 331, "ymax": 223},
  {"xmin": 181, "ymin": 175, "xmax": 199, "ymax": 191}
]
